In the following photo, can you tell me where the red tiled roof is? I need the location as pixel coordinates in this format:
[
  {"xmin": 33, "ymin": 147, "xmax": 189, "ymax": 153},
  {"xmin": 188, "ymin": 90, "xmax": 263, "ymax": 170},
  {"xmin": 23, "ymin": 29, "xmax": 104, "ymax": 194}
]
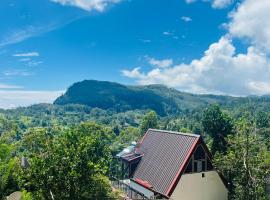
[{"xmin": 133, "ymin": 129, "xmax": 200, "ymax": 196}]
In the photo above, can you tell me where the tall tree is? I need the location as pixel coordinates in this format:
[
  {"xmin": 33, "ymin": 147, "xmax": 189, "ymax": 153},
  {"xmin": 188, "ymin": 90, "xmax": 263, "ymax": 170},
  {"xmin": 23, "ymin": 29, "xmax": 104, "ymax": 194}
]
[
  {"xmin": 202, "ymin": 104, "xmax": 233, "ymax": 155},
  {"xmin": 140, "ymin": 111, "xmax": 158, "ymax": 134},
  {"xmin": 0, "ymin": 142, "xmax": 17, "ymax": 199},
  {"xmin": 255, "ymin": 111, "xmax": 270, "ymax": 129},
  {"xmin": 214, "ymin": 118, "xmax": 270, "ymax": 200},
  {"xmin": 17, "ymin": 122, "xmax": 118, "ymax": 200}
]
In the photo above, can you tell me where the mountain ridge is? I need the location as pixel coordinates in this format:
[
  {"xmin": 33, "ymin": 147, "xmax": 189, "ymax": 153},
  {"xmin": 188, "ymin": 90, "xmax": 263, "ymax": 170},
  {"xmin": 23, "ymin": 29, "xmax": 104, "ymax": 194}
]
[{"xmin": 54, "ymin": 80, "xmax": 270, "ymax": 116}]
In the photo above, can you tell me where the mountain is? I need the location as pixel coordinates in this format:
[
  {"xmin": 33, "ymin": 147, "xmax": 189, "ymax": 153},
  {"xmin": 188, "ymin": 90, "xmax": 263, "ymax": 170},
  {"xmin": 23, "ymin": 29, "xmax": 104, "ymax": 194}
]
[{"xmin": 54, "ymin": 80, "xmax": 250, "ymax": 116}]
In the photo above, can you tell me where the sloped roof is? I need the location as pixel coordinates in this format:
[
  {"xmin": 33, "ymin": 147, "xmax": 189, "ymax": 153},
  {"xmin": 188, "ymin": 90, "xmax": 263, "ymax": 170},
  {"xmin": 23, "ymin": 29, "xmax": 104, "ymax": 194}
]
[
  {"xmin": 132, "ymin": 129, "xmax": 200, "ymax": 196},
  {"xmin": 116, "ymin": 143, "xmax": 136, "ymax": 158}
]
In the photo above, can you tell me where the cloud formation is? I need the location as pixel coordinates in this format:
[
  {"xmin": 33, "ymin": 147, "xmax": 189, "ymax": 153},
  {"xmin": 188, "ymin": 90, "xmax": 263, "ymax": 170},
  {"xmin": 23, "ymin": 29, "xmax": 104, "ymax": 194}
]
[
  {"xmin": 123, "ymin": 36, "xmax": 270, "ymax": 96},
  {"xmin": 148, "ymin": 57, "xmax": 173, "ymax": 68},
  {"xmin": 186, "ymin": 0, "xmax": 233, "ymax": 9},
  {"xmin": 163, "ymin": 31, "xmax": 173, "ymax": 36},
  {"xmin": 0, "ymin": 84, "xmax": 23, "ymax": 89},
  {"xmin": 0, "ymin": 90, "xmax": 64, "ymax": 109},
  {"xmin": 13, "ymin": 52, "xmax": 39, "ymax": 57},
  {"xmin": 122, "ymin": 67, "xmax": 143, "ymax": 78},
  {"xmin": 0, "ymin": 16, "xmax": 83, "ymax": 48},
  {"xmin": 50, "ymin": 0, "xmax": 121, "ymax": 12},
  {"xmin": 212, "ymin": 0, "xmax": 233, "ymax": 9},
  {"xmin": 228, "ymin": 0, "xmax": 270, "ymax": 52},
  {"xmin": 123, "ymin": 0, "xmax": 270, "ymax": 96},
  {"xmin": 181, "ymin": 16, "xmax": 192, "ymax": 22},
  {"xmin": 3, "ymin": 70, "xmax": 33, "ymax": 77},
  {"xmin": 0, "ymin": 26, "xmax": 52, "ymax": 48}
]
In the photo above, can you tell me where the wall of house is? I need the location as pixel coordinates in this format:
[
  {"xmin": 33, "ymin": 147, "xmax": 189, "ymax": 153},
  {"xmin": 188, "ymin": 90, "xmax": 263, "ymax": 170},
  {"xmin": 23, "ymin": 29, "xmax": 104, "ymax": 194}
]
[{"xmin": 171, "ymin": 171, "xmax": 228, "ymax": 200}]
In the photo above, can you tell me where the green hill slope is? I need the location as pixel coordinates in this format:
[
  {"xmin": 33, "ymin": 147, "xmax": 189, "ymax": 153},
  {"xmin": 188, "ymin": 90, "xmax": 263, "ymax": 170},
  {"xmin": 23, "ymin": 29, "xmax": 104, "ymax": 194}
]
[{"xmin": 54, "ymin": 80, "xmax": 243, "ymax": 116}]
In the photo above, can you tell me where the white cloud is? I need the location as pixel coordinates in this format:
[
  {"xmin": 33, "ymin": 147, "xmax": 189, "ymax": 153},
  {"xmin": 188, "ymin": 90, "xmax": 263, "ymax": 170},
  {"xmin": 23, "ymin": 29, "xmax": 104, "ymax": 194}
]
[
  {"xmin": 122, "ymin": 37, "xmax": 270, "ymax": 96},
  {"xmin": 0, "ymin": 26, "xmax": 49, "ymax": 48},
  {"xmin": 248, "ymin": 82, "xmax": 270, "ymax": 95},
  {"xmin": 123, "ymin": 0, "xmax": 270, "ymax": 96},
  {"xmin": 148, "ymin": 57, "xmax": 173, "ymax": 68},
  {"xmin": 0, "ymin": 90, "xmax": 64, "ymax": 109},
  {"xmin": 0, "ymin": 23, "xmax": 64, "ymax": 48},
  {"xmin": 181, "ymin": 16, "xmax": 192, "ymax": 22},
  {"xmin": 27, "ymin": 61, "xmax": 43, "ymax": 67},
  {"xmin": 3, "ymin": 70, "xmax": 33, "ymax": 77},
  {"xmin": 185, "ymin": 0, "xmax": 197, "ymax": 3},
  {"xmin": 0, "ymin": 84, "xmax": 23, "ymax": 89},
  {"xmin": 121, "ymin": 67, "xmax": 143, "ymax": 78},
  {"xmin": 163, "ymin": 31, "xmax": 179, "ymax": 40},
  {"xmin": 212, "ymin": 0, "xmax": 233, "ymax": 9},
  {"xmin": 140, "ymin": 39, "xmax": 152, "ymax": 43},
  {"xmin": 19, "ymin": 58, "xmax": 31, "ymax": 62},
  {"xmin": 50, "ymin": 0, "xmax": 121, "ymax": 12},
  {"xmin": 13, "ymin": 52, "xmax": 39, "ymax": 57},
  {"xmin": 185, "ymin": 0, "xmax": 233, "ymax": 9},
  {"xmin": 228, "ymin": 0, "xmax": 270, "ymax": 52},
  {"xmin": 0, "ymin": 17, "xmax": 83, "ymax": 48},
  {"xmin": 163, "ymin": 31, "xmax": 173, "ymax": 36}
]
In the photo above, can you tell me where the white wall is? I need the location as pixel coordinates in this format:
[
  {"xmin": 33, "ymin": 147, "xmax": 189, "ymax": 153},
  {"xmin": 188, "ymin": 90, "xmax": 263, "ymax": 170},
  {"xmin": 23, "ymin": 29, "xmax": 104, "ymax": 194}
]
[{"xmin": 171, "ymin": 171, "xmax": 228, "ymax": 200}]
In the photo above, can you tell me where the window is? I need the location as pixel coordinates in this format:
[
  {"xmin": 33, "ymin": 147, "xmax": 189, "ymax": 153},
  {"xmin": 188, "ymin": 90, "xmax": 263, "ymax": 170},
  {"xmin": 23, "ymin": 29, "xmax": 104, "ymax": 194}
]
[
  {"xmin": 184, "ymin": 144, "xmax": 214, "ymax": 174},
  {"xmin": 194, "ymin": 161, "xmax": 197, "ymax": 172},
  {"xmin": 185, "ymin": 145, "xmax": 214, "ymax": 173},
  {"xmin": 197, "ymin": 160, "xmax": 202, "ymax": 172},
  {"xmin": 194, "ymin": 145, "xmax": 205, "ymax": 160},
  {"xmin": 202, "ymin": 161, "xmax": 206, "ymax": 171}
]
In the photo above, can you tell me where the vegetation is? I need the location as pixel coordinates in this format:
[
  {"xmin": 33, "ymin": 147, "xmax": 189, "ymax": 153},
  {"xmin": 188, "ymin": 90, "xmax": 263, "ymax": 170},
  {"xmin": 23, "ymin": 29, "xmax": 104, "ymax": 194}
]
[
  {"xmin": 214, "ymin": 118, "xmax": 270, "ymax": 200},
  {"xmin": 202, "ymin": 104, "xmax": 234, "ymax": 155},
  {"xmin": 54, "ymin": 80, "xmax": 270, "ymax": 116},
  {"xmin": 0, "ymin": 80, "xmax": 269, "ymax": 199}
]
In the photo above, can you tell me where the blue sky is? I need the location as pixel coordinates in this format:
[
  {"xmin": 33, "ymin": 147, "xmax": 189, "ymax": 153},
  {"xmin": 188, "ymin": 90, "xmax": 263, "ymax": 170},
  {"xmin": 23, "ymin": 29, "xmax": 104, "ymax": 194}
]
[{"xmin": 1, "ymin": 0, "xmax": 270, "ymax": 108}]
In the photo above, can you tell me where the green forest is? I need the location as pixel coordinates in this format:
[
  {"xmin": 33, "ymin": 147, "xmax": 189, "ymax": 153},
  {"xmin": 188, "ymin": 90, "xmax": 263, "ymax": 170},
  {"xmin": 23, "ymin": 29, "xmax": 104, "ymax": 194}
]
[{"xmin": 0, "ymin": 80, "xmax": 270, "ymax": 200}]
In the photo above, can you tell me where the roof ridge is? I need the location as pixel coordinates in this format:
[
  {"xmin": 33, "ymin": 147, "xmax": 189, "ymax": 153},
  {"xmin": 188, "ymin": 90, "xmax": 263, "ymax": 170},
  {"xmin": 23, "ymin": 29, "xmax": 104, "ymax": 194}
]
[{"xmin": 148, "ymin": 129, "xmax": 201, "ymax": 138}]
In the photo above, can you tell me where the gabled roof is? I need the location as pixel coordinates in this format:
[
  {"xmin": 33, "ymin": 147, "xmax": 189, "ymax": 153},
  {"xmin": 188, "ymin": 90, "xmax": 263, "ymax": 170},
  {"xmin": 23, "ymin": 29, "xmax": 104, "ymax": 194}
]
[{"xmin": 132, "ymin": 129, "xmax": 201, "ymax": 197}]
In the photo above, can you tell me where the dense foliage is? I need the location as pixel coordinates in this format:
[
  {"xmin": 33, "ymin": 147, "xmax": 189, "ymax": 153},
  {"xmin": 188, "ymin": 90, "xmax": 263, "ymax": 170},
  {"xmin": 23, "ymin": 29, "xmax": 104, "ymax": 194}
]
[
  {"xmin": 214, "ymin": 118, "xmax": 270, "ymax": 200},
  {"xmin": 54, "ymin": 80, "xmax": 270, "ymax": 116},
  {"xmin": 0, "ymin": 80, "xmax": 270, "ymax": 199},
  {"xmin": 202, "ymin": 105, "xmax": 234, "ymax": 155}
]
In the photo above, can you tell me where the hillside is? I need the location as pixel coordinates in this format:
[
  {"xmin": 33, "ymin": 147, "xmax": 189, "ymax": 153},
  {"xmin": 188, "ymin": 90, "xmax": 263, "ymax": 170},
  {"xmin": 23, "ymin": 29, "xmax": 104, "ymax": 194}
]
[{"xmin": 54, "ymin": 80, "xmax": 270, "ymax": 116}]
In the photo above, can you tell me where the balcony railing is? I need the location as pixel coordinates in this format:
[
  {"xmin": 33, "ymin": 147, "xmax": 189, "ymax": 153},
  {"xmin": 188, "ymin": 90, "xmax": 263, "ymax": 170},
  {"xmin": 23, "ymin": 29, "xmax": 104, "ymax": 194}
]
[{"xmin": 110, "ymin": 177, "xmax": 170, "ymax": 200}]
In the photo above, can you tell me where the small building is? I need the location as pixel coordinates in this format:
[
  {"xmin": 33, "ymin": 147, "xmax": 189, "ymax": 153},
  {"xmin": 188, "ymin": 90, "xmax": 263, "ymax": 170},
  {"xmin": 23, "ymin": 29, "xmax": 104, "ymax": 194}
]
[{"xmin": 111, "ymin": 129, "xmax": 228, "ymax": 200}]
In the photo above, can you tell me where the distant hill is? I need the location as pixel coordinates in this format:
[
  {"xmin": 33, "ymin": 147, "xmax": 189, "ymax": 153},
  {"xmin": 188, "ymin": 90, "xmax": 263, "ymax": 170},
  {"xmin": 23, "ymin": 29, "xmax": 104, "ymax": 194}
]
[{"xmin": 54, "ymin": 80, "xmax": 258, "ymax": 116}]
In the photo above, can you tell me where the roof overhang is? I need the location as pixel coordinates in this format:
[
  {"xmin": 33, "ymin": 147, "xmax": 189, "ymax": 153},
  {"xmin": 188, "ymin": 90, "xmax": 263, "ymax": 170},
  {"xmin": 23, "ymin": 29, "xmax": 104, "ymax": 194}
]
[{"xmin": 130, "ymin": 179, "xmax": 170, "ymax": 199}]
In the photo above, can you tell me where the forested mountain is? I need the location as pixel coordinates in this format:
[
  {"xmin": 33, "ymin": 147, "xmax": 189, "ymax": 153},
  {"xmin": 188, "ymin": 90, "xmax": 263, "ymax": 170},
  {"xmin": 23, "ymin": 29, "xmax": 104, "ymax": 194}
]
[
  {"xmin": 1, "ymin": 80, "xmax": 270, "ymax": 199},
  {"xmin": 54, "ymin": 80, "xmax": 270, "ymax": 116}
]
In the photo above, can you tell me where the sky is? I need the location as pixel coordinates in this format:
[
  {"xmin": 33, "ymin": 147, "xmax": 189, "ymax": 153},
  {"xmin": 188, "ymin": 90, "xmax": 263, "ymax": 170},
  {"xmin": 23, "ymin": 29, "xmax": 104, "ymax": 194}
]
[{"xmin": 1, "ymin": 0, "xmax": 270, "ymax": 108}]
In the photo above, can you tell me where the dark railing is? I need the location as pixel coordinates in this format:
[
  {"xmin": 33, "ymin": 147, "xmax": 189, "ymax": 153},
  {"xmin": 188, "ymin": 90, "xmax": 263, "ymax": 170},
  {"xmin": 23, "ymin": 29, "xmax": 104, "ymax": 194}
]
[
  {"xmin": 111, "ymin": 177, "xmax": 149, "ymax": 199},
  {"xmin": 110, "ymin": 177, "xmax": 170, "ymax": 200}
]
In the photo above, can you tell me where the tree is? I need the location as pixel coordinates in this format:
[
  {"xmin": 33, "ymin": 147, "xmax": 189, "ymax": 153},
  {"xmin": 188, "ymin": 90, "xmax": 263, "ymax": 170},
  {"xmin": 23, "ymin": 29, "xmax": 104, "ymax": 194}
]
[
  {"xmin": 214, "ymin": 118, "xmax": 270, "ymax": 200},
  {"xmin": 111, "ymin": 127, "xmax": 140, "ymax": 154},
  {"xmin": 256, "ymin": 111, "xmax": 270, "ymax": 128},
  {"xmin": 17, "ymin": 122, "xmax": 118, "ymax": 200},
  {"xmin": 0, "ymin": 142, "xmax": 17, "ymax": 199},
  {"xmin": 202, "ymin": 104, "xmax": 234, "ymax": 155},
  {"xmin": 140, "ymin": 111, "xmax": 158, "ymax": 134}
]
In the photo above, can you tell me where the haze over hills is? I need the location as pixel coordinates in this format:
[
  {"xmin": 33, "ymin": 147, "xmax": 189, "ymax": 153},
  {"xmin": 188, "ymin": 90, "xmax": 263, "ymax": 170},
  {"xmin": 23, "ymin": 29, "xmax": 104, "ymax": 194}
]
[{"xmin": 54, "ymin": 80, "xmax": 270, "ymax": 116}]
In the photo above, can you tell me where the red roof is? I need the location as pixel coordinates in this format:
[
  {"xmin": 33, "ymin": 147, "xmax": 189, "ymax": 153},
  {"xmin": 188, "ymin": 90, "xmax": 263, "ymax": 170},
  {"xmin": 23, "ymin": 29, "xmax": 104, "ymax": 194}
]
[{"xmin": 132, "ymin": 129, "xmax": 201, "ymax": 196}]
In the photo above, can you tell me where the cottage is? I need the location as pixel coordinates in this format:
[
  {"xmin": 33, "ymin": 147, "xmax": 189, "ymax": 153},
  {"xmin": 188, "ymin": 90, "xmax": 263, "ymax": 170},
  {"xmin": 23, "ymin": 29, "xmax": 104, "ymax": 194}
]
[{"xmin": 112, "ymin": 129, "xmax": 228, "ymax": 200}]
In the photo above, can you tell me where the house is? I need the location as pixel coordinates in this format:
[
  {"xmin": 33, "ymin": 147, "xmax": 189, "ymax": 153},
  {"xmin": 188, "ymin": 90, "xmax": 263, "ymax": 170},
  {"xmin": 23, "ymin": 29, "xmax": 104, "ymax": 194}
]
[{"xmin": 111, "ymin": 129, "xmax": 228, "ymax": 200}]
